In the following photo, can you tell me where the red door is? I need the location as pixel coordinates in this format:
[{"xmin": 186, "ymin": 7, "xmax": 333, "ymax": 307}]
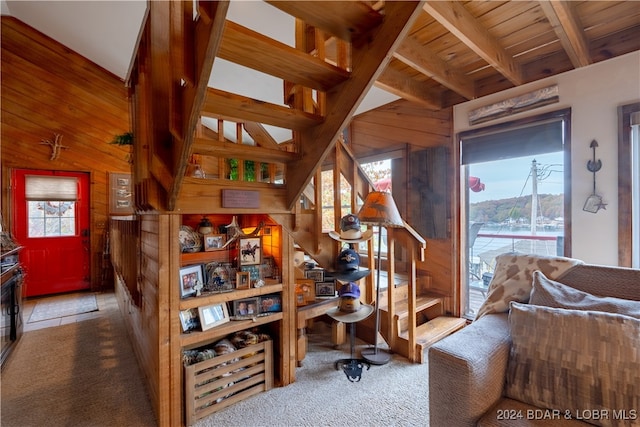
[{"xmin": 11, "ymin": 169, "xmax": 91, "ymax": 297}]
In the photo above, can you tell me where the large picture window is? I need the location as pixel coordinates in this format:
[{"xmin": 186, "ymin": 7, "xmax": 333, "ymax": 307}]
[{"xmin": 459, "ymin": 109, "xmax": 571, "ymax": 318}]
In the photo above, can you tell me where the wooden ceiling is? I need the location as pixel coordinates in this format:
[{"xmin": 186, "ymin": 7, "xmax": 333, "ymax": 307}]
[
  {"xmin": 129, "ymin": 1, "xmax": 640, "ymax": 212},
  {"xmin": 381, "ymin": 1, "xmax": 640, "ymax": 109}
]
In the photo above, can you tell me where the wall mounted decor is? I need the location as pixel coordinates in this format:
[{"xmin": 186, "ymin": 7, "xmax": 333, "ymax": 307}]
[
  {"xmin": 583, "ymin": 140, "xmax": 606, "ymax": 213},
  {"xmin": 468, "ymin": 85, "xmax": 559, "ymax": 125},
  {"xmin": 40, "ymin": 133, "xmax": 68, "ymax": 160},
  {"xmin": 108, "ymin": 172, "xmax": 134, "ymax": 215}
]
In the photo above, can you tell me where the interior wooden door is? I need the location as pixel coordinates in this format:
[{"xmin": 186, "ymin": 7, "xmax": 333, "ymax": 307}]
[{"xmin": 11, "ymin": 169, "xmax": 91, "ymax": 297}]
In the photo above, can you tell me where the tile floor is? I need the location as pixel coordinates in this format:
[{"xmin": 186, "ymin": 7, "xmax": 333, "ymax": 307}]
[{"xmin": 22, "ymin": 291, "xmax": 118, "ymax": 332}]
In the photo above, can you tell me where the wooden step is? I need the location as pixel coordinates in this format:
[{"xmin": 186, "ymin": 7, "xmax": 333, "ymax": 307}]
[
  {"xmin": 379, "ymin": 294, "xmax": 441, "ymax": 318},
  {"xmin": 398, "ymin": 316, "xmax": 467, "ymax": 363}
]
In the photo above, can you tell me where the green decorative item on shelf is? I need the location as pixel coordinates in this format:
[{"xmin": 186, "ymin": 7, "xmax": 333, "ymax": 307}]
[{"xmin": 110, "ymin": 132, "xmax": 133, "ymax": 146}]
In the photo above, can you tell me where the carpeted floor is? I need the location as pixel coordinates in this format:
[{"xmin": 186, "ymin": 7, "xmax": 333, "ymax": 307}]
[
  {"xmin": 2, "ymin": 298, "xmax": 430, "ymax": 427},
  {"xmin": 194, "ymin": 322, "xmax": 430, "ymax": 427},
  {"xmin": 1, "ymin": 303, "xmax": 156, "ymax": 427}
]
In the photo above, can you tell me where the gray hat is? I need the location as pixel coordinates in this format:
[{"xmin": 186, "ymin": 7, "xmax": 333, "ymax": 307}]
[{"xmin": 328, "ymin": 214, "xmax": 373, "ymax": 243}]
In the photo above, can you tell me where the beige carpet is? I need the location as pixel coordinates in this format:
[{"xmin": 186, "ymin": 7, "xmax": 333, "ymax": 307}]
[
  {"xmin": 2, "ymin": 304, "xmax": 430, "ymax": 427},
  {"xmin": 195, "ymin": 322, "xmax": 430, "ymax": 427},
  {"xmin": 1, "ymin": 305, "xmax": 156, "ymax": 427}
]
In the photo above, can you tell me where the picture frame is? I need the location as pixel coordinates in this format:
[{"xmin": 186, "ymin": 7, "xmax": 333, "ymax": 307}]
[
  {"xmin": 315, "ymin": 281, "xmax": 336, "ymax": 298},
  {"xmin": 240, "ymin": 265, "xmax": 261, "ymax": 286},
  {"xmin": 304, "ymin": 269, "xmax": 324, "ymax": 282},
  {"xmin": 260, "ymin": 294, "xmax": 282, "ymax": 313},
  {"xmin": 238, "ymin": 237, "xmax": 262, "ymax": 266},
  {"xmin": 203, "ymin": 233, "xmax": 226, "ymax": 251},
  {"xmin": 108, "ymin": 172, "xmax": 134, "ymax": 215},
  {"xmin": 198, "ymin": 303, "xmax": 230, "ymax": 331},
  {"xmin": 236, "ymin": 271, "xmax": 250, "ymax": 289},
  {"xmin": 297, "ymin": 279, "xmax": 316, "ymax": 303},
  {"xmin": 233, "ymin": 297, "xmax": 260, "ymax": 316},
  {"xmin": 179, "ymin": 264, "xmax": 204, "ymax": 298},
  {"xmin": 179, "ymin": 308, "xmax": 200, "ymax": 332}
]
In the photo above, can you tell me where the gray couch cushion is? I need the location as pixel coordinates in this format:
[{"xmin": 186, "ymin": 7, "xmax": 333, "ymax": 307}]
[
  {"xmin": 530, "ymin": 270, "xmax": 640, "ymax": 318},
  {"xmin": 505, "ymin": 302, "xmax": 640, "ymax": 427}
]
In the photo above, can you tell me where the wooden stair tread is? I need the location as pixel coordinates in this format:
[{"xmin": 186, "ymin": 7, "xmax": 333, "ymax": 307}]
[
  {"xmin": 380, "ymin": 294, "xmax": 442, "ymax": 317},
  {"xmin": 399, "ymin": 316, "xmax": 466, "ymax": 346}
]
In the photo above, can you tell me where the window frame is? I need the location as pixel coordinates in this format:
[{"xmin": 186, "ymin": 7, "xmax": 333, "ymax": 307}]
[
  {"xmin": 617, "ymin": 102, "xmax": 640, "ymax": 267},
  {"xmin": 458, "ymin": 108, "xmax": 572, "ymax": 318}
]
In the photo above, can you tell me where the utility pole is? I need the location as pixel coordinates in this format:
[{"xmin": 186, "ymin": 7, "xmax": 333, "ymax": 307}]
[{"xmin": 531, "ymin": 159, "xmax": 538, "ymax": 236}]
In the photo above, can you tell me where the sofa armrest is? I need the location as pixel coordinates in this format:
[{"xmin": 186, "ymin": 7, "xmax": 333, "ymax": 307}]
[{"xmin": 428, "ymin": 313, "xmax": 511, "ymax": 427}]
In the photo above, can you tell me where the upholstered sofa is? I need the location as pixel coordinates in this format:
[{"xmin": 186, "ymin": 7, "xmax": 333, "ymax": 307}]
[{"xmin": 429, "ymin": 254, "xmax": 640, "ymax": 427}]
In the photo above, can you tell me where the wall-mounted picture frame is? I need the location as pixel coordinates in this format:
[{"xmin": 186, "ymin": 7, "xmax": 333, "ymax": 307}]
[
  {"xmin": 179, "ymin": 264, "xmax": 204, "ymax": 298},
  {"xmin": 238, "ymin": 237, "xmax": 262, "ymax": 266},
  {"xmin": 198, "ymin": 303, "xmax": 230, "ymax": 331},
  {"xmin": 203, "ymin": 233, "xmax": 226, "ymax": 251},
  {"xmin": 233, "ymin": 297, "xmax": 260, "ymax": 316},
  {"xmin": 179, "ymin": 308, "xmax": 200, "ymax": 332},
  {"xmin": 304, "ymin": 269, "xmax": 324, "ymax": 282},
  {"xmin": 108, "ymin": 172, "xmax": 134, "ymax": 216},
  {"xmin": 315, "ymin": 281, "xmax": 336, "ymax": 298},
  {"xmin": 236, "ymin": 271, "xmax": 250, "ymax": 289}
]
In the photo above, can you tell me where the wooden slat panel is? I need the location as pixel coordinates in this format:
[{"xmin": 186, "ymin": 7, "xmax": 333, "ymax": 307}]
[{"xmin": 219, "ymin": 20, "xmax": 350, "ymax": 91}]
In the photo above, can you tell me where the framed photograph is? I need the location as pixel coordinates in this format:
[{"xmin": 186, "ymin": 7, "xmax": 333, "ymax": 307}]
[
  {"xmin": 236, "ymin": 271, "xmax": 250, "ymax": 289},
  {"xmin": 260, "ymin": 294, "xmax": 282, "ymax": 313},
  {"xmin": 241, "ymin": 265, "xmax": 261, "ymax": 285},
  {"xmin": 108, "ymin": 172, "xmax": 134, "ymax": 215},
  {"xmin": 179, "ymin": 308, "xmax": 200, "ymax": 332},
  {"xmin": 297, "ymin": 279, "xmax": 316, "ymax": 303},
  {"xmin": 304, "ymin": 269, "xmax": 324, "ymax": 282},
  {"xmin": 238, "ymin": 237, "xmax": 262, "ymax": 266},
  {"xmin": 179, "ymin": 264, "xmax": 204, "ymax": 298},
  {"xmin": 203, "ymin": 233, "xmax": 225, "ymax": 251},
  {"xmin": 198, "ymin": 303, "xmax": 230, "ymax": 331},
  {"xmin": 315, "ymin": 281, "xmax": 336, "ymax": 298},
  {"xmin": 233, "ymin": 297, "xmax": 260, "ymax": 316}
]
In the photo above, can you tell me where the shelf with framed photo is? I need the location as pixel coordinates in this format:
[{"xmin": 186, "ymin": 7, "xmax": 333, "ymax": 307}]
[{"xmin": 174, "ymin": 212, "xmax": 289, "ymax": 418}]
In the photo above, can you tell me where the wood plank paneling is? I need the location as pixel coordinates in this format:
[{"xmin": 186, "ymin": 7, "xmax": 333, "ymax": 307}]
[{"xmin": 1, "ymin": 17, "xmax": 131, "ymax": 292}]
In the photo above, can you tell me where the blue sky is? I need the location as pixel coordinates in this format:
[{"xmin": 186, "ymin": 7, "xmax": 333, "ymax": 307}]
[{"xmin": 468, "ymin": 151, "xmax": 564, "ymax": 203}]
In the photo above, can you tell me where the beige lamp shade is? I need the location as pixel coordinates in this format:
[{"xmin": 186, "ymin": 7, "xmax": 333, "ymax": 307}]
[{"xmin": 357, "ymin": 191, "xmax": 404, "ymax": 228}]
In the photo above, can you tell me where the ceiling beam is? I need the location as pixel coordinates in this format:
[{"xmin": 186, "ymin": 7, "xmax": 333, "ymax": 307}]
[
  {"xmin": 285, "ymin": 1, "xmax": 426, "ymax": 210},
  {"xmin": 375, "ymin": 66, "xmax": 442, "ymax": 109},
  {"xmin": 539, "ymin": 0, "xmax": 591, "ymax": 68},
  {"xmin": 423, "ymin": 0, "xmax": 523, "ymax": 86},
  {"xmin": 394, "ymin": 34, "xmax": 475, "ymax": 100},
  {"xmin": 265, "ymin": 0, "xmax": 383, "ymax": 43}
]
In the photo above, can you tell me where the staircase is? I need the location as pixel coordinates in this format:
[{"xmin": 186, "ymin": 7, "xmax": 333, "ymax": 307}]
[{"xmin": 127, "ymin": 1, "xmax": 464, "ymax": 364}]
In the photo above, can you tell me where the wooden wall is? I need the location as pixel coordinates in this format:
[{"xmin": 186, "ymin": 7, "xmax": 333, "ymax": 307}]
[
  {"xmin": 351, "ymin": 100, "xmax": 459, "ymax": 314},
  {"xmin": 1, "ymin": 17, "xmax": 131, "ymax": 290}
]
